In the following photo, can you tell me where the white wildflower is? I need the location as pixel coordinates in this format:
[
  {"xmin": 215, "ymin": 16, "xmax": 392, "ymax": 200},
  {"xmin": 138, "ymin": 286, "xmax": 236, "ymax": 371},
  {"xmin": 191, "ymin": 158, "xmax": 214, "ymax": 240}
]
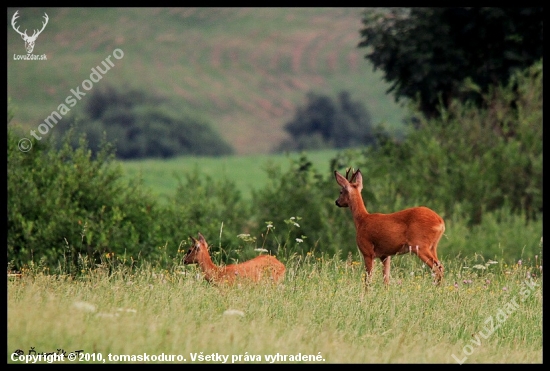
[
  {"xmin": 73, "ymin": 301, "xmax": 97, "ymax": 313},
  {"xmin": 117, "ymin": 308, "xmax": 137, "ymax": 313},
  {"xmin": 223, "ymin": 309, "xmax": 245, "ymax": 317},
  {"xmin": 95, "ymin": 312, "xmax": 119, "ymax": 318}
]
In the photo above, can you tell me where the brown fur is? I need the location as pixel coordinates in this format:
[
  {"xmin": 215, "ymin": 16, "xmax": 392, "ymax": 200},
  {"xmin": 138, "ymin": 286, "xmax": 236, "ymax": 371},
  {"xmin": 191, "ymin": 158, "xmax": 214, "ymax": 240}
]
[
  {"xmin": 335, "ymin": 168, "xmax": 445, "ymax": 286},
  {"xmin": 183, "ymin": 232, "xmax": 285, "ymax": 285}
]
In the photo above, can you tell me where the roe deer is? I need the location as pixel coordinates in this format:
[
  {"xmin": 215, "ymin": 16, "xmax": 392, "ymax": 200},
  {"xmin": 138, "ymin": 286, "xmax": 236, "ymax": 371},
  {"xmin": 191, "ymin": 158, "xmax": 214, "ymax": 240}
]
[
  {"xmin": 183, "ymin": 232, "xmax": 285, "ymax": 285},
  {"xmin": 334, "ymin": 168, "xmax": 445, "ymax": 286}
]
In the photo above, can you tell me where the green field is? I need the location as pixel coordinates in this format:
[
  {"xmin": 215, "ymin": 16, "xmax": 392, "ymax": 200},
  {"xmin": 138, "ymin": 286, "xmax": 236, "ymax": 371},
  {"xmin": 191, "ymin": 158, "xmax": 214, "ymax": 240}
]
[
  {"xmin": 8, "ymin": 7, "xmax": 408, "ymax": 155},
  {"xmin": 8, "ymin": 251, "xmax": 542, "ymax": 364},
  {"xmin": 119, "ymin": 149, "xmax": 340, "ymax": 201}
]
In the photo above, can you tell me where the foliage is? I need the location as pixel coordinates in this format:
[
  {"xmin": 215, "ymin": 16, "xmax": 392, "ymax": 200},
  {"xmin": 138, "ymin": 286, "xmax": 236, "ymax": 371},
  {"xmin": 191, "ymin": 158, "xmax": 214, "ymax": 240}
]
[
  {"xmin": 54, "ymin": 85, "xmax": 234, "ymax": 159},
  {"xmin": 279, "ymin": 91, "xmax": 377, "ymax": 151},
  {"xmin": 8, "ymin": 127, "xmax": 159, "ymax": 273},
  {"xmin": 250, "ymin": 155, "xmax": 352, "ymax": 257},
  {"xmin": 154, "ymin": 167, "xmax": 251, "ymax": 264},
  {"xmin": 337, "ymin": 60, "xmax": 542, "ymax": 225},
  {"xmin": 8, "ymin": 125, "xmax": 248, "ymax": 273},
  {"xmin": 358, "ymin": 7, "xmax": 543, "ymax": 118},
  {"xmin": 249, "ymin": 152, "xmax": 541, "ymax": 262}
]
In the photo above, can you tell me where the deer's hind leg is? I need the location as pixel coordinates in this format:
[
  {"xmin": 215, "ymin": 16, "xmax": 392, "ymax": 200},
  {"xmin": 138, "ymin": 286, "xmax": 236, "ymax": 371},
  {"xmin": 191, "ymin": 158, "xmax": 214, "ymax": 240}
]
[
  {"xmin": 412, "ymin": 242, "xmax": 444, "ymax": 284},
  {"xmin": 380, "ymin": 255, "xmax": 391, "ymax": 286}
]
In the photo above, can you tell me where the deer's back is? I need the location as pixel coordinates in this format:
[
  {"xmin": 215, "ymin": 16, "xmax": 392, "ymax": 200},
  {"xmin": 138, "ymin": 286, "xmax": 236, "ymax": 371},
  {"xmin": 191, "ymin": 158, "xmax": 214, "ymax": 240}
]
[
  {"xmin": 221, "ymin": 255, "xmax": 285, "ymax": 284},
  {"xmin": 357, "ymin": 207, "xmax": 444, "ymax": 254}
]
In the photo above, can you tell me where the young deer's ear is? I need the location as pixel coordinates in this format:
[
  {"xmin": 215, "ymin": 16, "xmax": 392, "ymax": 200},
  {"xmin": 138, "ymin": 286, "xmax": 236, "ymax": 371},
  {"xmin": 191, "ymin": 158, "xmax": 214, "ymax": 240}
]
[{"xmin": 198, "ymin": 232, "xmax": 207, "ymax": 243}]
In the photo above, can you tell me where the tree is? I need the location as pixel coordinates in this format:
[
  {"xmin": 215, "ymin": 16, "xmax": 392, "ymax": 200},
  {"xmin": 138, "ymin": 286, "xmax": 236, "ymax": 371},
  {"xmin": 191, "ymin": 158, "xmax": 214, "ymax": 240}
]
[
  {"xmin": 349, "ymin": 61, "xmax": 542, "ymax": 225},
  {"xmin": 55, "ymin": 86, "xmax": 234, "ymax": 159},
  {"xmin": 358, "ymin": 7, "xmax": 543, "ymax": 118},
  {"xmin": 279, "ymin": 91, "xmax": 376, "ymax": 151}
]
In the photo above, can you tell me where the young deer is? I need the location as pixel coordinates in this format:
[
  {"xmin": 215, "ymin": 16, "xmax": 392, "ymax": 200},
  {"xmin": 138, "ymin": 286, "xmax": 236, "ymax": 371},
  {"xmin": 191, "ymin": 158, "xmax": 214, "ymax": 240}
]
[
  {"xmin": 183, "ymin": 232, "xmax": 285, "ymax": 285},
  {"xmin": 335, "ymin": 168, "xmax": 445, "ymax": 286}
]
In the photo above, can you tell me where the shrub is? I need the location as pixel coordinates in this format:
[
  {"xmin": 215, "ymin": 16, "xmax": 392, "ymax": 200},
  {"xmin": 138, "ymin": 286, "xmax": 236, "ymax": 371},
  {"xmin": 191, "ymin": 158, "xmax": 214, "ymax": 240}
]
[
  {"xmin": 343, "ymin": 60, "xmax": 542, "ymax": 225},
  {"xmin": 8, "ymin": 127, "xmax": 161, "ymax": 272},
  {"xmin": 155, "ymin": 167, "xmax": 251, "ymax": 264},
  {"xmin": 279, "ymin": 91, "xmax": 377, "ymax": 152},
  {"xmin": 8, "ymin": 126, "xmax": 247, "ymax": 273},
  {"xmin": 54, "ymin": 85, "xmax": 234, "ymax": 159},
  {"xmin": 250, "ymin": 155, "xmax": 355, "ymax": 259}
]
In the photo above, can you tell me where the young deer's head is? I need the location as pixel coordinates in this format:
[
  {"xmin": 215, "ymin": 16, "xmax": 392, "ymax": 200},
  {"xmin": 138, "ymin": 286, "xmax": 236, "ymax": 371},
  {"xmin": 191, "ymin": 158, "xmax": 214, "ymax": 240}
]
[
  {"xmin": 183, "ymin": 232, "xmax": 208, "ymax": 265},
  {"xmin": 334, "ymin": 167, "xmax": 362, "ymax": 208}
]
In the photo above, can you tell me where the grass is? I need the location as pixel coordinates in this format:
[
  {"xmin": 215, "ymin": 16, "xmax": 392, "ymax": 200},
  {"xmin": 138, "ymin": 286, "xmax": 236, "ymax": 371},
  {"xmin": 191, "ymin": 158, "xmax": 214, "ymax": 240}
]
[
  {"xmin": 118, "ymin": 149, "xmax": 340, "ymax": 202},
  {"xmin": 8, "ymin": 250, "xmax": 542, "ymax": 364},
  {"xmin": 8, "ymin": 7, "xmax": 408, "ymax": 155}
]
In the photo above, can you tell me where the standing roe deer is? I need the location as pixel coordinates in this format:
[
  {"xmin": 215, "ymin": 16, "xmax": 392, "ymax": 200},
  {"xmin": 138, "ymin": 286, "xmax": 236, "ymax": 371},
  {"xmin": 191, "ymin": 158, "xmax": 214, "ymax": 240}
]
[
  {"xmin": 183, "ymin": 232, "xmax": 285, "ymax": 285},
  {"xmin": 334, "ymin": 168, "xmax": 445, "ymax": 286}
]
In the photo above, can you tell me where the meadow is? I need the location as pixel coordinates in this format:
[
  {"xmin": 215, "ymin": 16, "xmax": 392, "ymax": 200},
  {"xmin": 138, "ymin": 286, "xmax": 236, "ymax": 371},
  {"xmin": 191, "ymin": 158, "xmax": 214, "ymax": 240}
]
[
  {"xmin": 118, "ymin": 149, "xmax": 340, "ymax": 201},
  {"xmin": 8, "ymin": 248, "xmax": 542, "ymax": 364},
  {"xmin": 8, "ymin": 8, "xmax": 542, "ymax": 364},
  {"xmin": 8, "ymin": 149, "xmax": 543, "ymax": 364}
]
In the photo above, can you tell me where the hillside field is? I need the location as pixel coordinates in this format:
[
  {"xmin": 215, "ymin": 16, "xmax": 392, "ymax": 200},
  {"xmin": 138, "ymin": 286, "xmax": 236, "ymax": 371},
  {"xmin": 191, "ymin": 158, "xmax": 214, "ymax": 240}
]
[{"xmin": 8, "ymin": 7, "xmax": 408, "ymax": 155}]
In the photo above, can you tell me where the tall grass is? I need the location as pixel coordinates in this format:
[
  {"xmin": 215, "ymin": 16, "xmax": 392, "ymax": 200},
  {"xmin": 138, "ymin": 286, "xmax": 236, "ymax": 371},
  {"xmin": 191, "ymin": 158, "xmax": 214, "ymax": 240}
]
[{"xmin": 8, "ymin": 243, "xmax": 542, "ymax": 364}]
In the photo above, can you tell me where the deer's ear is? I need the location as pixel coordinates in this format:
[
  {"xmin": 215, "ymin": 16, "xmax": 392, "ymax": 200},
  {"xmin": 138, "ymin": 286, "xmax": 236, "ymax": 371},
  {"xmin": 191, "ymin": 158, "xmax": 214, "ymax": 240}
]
[
  {"xmin": 354, "ymin": 170, "xmax": 363, "ymax": 190},
  {"xmin": 198, "ymin": 232, "xmax": 206, "ymax": 242},
  {"xmin": 334, "ymin": 170, "xmax": 349, "ymax": 187}
]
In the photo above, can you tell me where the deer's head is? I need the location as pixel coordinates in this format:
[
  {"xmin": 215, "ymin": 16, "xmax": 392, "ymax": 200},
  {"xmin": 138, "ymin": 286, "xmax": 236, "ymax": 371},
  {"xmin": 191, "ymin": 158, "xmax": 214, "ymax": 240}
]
[
  {"xmin": 334, "ymin": 167, "xmax": 362, "ymax": 208},
  {"xmin": 11, "ymin": 10, "xmax": 49, "ymax": 54},
  {"xmin": 184, "ymin": 233, "xmax": 208, "ymax": 265}
]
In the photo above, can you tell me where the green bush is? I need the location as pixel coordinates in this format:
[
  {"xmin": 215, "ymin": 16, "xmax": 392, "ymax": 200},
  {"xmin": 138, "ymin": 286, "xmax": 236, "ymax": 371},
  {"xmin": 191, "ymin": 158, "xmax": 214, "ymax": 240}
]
[
  {"xmin": 344, "ymin": 60, "xmax": 542, "ymax": 225},
  {"xmin": 8, "ymin": 127, "xmax": 249, "ymax": 273},
  {"xmin": 250, "ymin": 155, "xmax": 350, "ymax": 257},
  {"xmin": 154, "ymin": 167, "xmax": 251, "ymax": 264},
  {"xmin": 358, "ymin": 8, "xmax": 543, "ymax": 118},
  {"xmin": 248, "ymin": 152, "xmax": 541, "ymax": 263},
  {"xmin": 8, "ymin": 128, "xmax": 156, "ymax": 272},
  {"xmin": 279, "ymin": 91, "xmax": 377, "ymax": 152},
  {"xmin": 54, "ymin": 85, "xmax": 234, "ymax": 159}
]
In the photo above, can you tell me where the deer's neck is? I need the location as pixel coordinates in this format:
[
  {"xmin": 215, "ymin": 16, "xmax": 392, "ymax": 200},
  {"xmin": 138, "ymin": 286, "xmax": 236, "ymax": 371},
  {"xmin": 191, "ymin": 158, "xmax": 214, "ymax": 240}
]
[
  {"xmin": 349, "ymin": 192, "xmax": 369, "ymax": 223},
  {"xmin": 198, "ymin": 253, "xmax": 223, "ymax": 282}
]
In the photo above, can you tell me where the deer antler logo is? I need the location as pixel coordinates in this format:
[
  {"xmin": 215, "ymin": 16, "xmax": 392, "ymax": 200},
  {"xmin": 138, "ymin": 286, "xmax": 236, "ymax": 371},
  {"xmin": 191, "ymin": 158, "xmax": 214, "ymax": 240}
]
[{"xmin": 11, "ymin": 10, "xmax": 49, "ymax": 54}]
